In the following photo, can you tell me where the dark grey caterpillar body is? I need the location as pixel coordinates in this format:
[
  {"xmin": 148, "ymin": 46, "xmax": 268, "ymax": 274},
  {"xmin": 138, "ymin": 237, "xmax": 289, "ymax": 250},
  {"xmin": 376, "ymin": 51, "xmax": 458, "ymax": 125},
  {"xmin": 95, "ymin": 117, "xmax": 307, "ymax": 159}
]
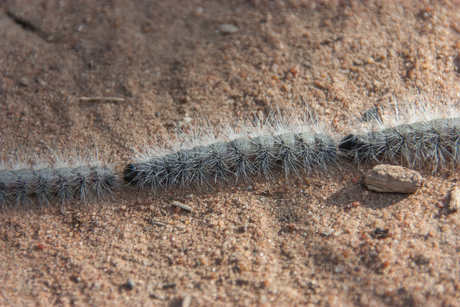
[
  {"xmin": 0, "ymin": 164, "xmax": 116, "ymax": 210},
  {"xmin": 339, "ymin": 117, "xmax": 460, "ymax": 168},
  {"xmin": 123, "ymin": 129, "xmax": 339, "ymax": 189}
]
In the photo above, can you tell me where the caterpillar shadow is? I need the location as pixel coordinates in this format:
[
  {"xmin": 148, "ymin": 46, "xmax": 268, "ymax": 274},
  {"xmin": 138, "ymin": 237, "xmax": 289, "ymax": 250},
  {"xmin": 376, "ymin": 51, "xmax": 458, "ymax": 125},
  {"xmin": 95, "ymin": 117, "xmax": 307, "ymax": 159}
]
[{"xmin": 326, "ymin": 178, "xmax": 410, "ymax": 210}]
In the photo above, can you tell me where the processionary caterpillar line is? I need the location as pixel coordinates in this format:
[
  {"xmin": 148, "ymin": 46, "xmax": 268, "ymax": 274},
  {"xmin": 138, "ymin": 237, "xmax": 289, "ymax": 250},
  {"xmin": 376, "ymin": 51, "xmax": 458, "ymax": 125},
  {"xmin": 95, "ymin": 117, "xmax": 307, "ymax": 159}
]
[{"xmin": 2, "ymin": 95, "xmax": 459, "ymax": 210}]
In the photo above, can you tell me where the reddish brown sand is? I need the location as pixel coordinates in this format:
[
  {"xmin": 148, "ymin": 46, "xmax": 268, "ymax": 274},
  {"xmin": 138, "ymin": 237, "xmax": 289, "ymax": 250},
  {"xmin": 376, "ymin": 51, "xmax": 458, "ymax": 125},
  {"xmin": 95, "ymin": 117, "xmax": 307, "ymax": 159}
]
[{"xmin": 1, "ymin": 1, "xmax": 460, "ymax": 306}]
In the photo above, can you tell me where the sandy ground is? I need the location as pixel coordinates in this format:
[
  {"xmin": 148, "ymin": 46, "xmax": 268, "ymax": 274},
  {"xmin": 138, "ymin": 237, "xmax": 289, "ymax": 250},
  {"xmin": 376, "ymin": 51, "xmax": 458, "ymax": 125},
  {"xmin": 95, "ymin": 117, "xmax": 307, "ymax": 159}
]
[{"xmin": 1, "ymin": 0, "xmax": 460, "ymax": 306}]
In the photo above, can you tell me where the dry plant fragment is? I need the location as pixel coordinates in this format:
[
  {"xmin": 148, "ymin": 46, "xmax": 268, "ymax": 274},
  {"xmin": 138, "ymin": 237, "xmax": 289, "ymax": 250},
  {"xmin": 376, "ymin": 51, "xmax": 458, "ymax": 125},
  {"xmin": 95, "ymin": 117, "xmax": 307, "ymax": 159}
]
[
  {"xmin": 449, "ymin": 186, "xmax": 460, "ymax": 212},
  {"xmin": 80, "ymin": 96, "xmax": 125, "ymax": 102},
  {"xmin": 364, "ymin": 164, "xmax": 422, "ymax": 193},
  {"xmin": 172, "ymin": 201, "xmax": 193, "ymax": 212}
]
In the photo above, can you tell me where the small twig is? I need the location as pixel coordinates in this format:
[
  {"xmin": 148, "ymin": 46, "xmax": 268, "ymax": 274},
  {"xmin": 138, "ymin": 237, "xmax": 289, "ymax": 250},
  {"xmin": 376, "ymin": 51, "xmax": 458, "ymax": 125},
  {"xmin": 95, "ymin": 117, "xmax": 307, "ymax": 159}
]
[
  {"xmin": 148, "ymin": 219, "xmax": 170, "ymax": 227},
  {"xmin": 80, "ymin": 96, "xmax": 125, "ymax": 102},
  {"xmin": 152, "ymin": 218, "xmax": 168, "ymax": 224},
  {"xmin": 171, "ymin": 201, "xmax": 193, "ymax": 212},
  {"xmin": 151, "ymin": 221, "xmax": 168, "ymax": 227},
  {"xmin": 162, "ymin": 282, "xmax": 176, "ymax": 289}
]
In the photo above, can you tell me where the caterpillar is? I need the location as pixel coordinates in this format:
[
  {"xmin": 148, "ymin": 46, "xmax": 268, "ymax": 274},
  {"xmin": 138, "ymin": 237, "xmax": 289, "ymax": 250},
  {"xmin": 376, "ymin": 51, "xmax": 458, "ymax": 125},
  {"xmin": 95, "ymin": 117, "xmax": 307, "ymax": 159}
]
[
  {"xmin": 123, "ymin": 115, "xmax": 340, "ymax": 190},
  {"xmin": 339, "ymin": 96, "xmax": 460, "ymax": 169},
  {"xmin": 0, "ymin": 152, "xmax": 116, "ymax": 212}
]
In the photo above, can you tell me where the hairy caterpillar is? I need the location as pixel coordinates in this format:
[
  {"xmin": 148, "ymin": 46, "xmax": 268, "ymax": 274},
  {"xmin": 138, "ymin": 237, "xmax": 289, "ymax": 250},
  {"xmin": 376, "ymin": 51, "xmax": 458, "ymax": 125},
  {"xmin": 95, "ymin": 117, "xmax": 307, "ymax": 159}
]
[
  {"xmin": 339, "ymin": 96, "xmax": 460, "ymax": 169},
  {"xmin": 123, "ymin": 115, "xmax": 340, "ymax": 190},
  {"xmin": 0, "ymin": 153, "xmax": 116, "ymax": 211}
]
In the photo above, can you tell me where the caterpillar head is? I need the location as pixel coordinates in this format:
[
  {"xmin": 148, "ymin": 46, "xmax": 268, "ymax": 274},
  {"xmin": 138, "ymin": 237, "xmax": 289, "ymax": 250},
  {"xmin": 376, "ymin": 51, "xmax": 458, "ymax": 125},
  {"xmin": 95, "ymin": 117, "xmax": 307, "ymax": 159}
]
[
  {"xmin": 338, "ymin": 134, "xmax": 363, "ymax": 153},
  {"xmin": 123, "ymin": 164, "xmax": 139, "ymax": 184}
]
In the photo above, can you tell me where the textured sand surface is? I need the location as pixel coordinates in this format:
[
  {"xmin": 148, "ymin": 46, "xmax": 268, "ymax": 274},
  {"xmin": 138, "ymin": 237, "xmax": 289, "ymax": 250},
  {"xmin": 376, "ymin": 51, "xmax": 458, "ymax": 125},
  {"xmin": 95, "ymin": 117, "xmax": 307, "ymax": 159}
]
[{"xmin": 1, "ymin": 1, "xmax": 460, "ymax": 306}]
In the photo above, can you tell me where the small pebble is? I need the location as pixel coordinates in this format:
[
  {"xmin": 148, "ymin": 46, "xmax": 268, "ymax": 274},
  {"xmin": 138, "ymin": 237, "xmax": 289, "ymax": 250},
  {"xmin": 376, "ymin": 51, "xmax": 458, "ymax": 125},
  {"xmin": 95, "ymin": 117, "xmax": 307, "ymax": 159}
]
[
  {"xmin": 126, "ymin": 279, "xmax": 135, "ymax": 290},
  {"xmin": 219, "ymin": 24, "xmax": 238, "ymax": 34},
  {"xmin": 334, "ymin": 265, "xmax": 345, "ymax": 273},
  {"xmin": 194, "ymin": 7, "xmax": 203, "ymax": 17},
  {"xmin": 19, "ymin": 77, "xmax": 30, "ymax": 87},
  {"xmin": 449, "ymin": 186, "xmax": 460, "ymax": 212},
  {"xmin": 182, "ymin": 295, "xmax": 192, "ymax": 307},
  {"xmin": 36, "ymin": 243, "xmax": 48, "ymax": 250},
  {"xmin": 321, "ymin": 227, "xmax": 334, "ymax": 236},
  {"xmin": 149, "ymin": 292, "xmax": 165, "ymax": 300}
]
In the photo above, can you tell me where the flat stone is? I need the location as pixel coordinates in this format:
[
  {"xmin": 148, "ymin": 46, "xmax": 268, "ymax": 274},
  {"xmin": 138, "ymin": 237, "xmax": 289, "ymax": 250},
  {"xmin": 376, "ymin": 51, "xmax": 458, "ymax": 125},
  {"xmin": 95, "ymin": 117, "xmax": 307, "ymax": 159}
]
[{"xmin": 364, "ymin": 164, "xmax": 422, "ymax": 193}]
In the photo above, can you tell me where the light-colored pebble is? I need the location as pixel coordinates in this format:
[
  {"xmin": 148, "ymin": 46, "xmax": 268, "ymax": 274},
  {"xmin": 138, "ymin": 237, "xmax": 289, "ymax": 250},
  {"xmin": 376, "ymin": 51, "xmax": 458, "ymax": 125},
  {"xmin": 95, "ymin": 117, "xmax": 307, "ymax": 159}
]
[
  {"xmin": 182, "ymin": 295, "xmax": 192, "ymax": 307},
  {"xmin": 449, "ymin": 186, "xmax": 460, "ymax": 212},
  {"xmin": 219, "ymin": 24, "xmax": 238, "ymax": 34},
  {"xmin": 364, "ymin": 164, "xmax": 422, "ymax": 193},
  {"xmin": 334, "ymin": 264, "xmax": 345, "ymax": 273},
  {"xmin": 194, "ymin": 7, "xmax": 203, "ymax": 17},
  {"xmin": 126, "ymin": 279, "xmax": 135, "ymax": 289},
  {"xmin": 19, "ymin": 77, "xmax": 30, "ymax": 86},
  {"xmin": 321, "ymin": 227, "xmax": 334, "ymax": 236}
]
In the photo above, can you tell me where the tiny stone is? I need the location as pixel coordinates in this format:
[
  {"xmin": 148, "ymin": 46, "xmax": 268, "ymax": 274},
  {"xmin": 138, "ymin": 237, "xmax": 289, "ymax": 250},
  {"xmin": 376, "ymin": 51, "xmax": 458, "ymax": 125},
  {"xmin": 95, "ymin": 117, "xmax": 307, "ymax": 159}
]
[
  {"xmin": 19, "ymin": 77, "xmax": 30, "ymax": 86},
  {"xmin": 321, "ymin": 227, "xmax": 334, "ymax": 236},
  {"xmin": 194, "ymin": 7, "xmax": 203, "ymax": 17},
  {"xmin": 219, "ymin": 24, "xmax": 238, "ymax": 34},
  {"xmin": 449, "ymin": 186, "xmax": 460, "ymax": 212},
  {"xmin": 433, "ymin": 284, "xmax": 445, "ymax": 296},
  {"xmin": 182, "ymin": 295, "xmax": 192, "ymax": 307},
  {"xmin": 149, "ymin": 292, "xmax": 165, "ymax": 300},
  {"xmin": 334, "ymin": 264, "xmax": 345, "ymax": 273},
  {"xmin": 126, "ymin": 279, "xmax": 135, "ymax": 290},
  {"xmin": 364, "ymin": 164, "xmax": 422, "ymax": 193}
]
